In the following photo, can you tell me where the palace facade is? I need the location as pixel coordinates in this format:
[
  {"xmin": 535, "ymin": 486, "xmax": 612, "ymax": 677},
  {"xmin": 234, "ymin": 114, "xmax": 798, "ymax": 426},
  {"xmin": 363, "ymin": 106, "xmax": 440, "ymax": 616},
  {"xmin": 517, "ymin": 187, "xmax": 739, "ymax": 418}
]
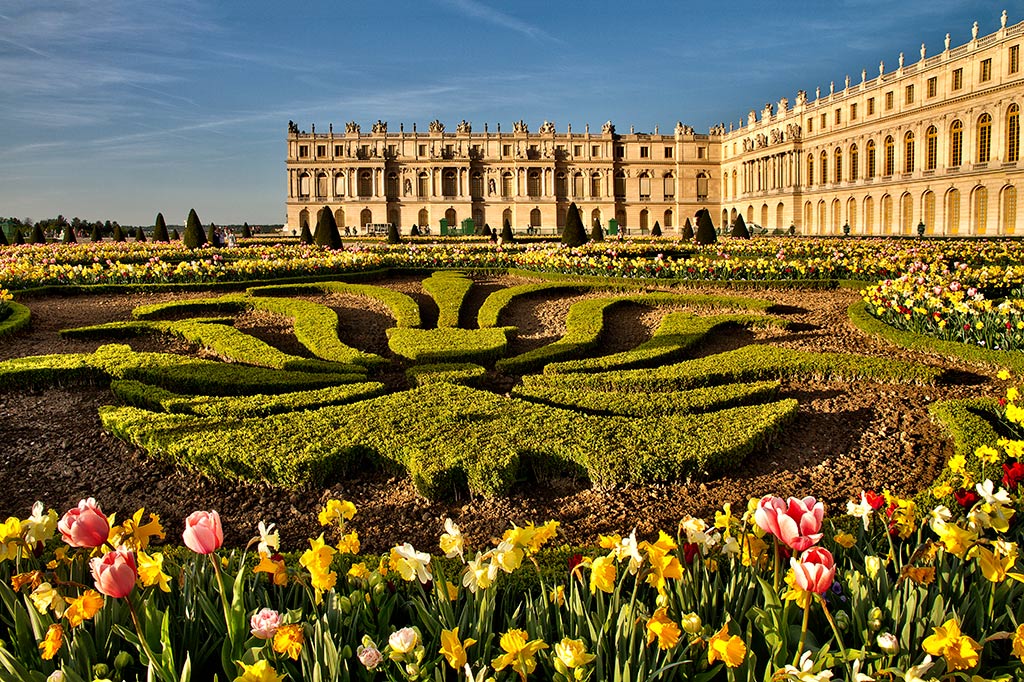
[{"xmin": 286, "ymin": 11, "xmax": 1021, "ymax": 237}]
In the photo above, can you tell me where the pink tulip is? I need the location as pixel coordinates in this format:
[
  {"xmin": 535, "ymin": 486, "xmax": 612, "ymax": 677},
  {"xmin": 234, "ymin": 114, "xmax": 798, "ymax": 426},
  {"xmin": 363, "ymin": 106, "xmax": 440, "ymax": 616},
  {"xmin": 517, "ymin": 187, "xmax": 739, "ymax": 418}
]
[
  {"xmin": 182, "ymin": 510, "xmax": 223, "ymax": 554},
  {"xmin": 90, "ymin": 548, "xmax": 138, "ymax": 598},
  {"xmin": 58, "ymin": 498, "xmax": 110, "ymax": 548},
  {"xmin": 250, "ymin": 608, "xmax": 281, "ymax": 639},
  {"xmin": 754, "ymin": 495, "xmax": 824, "ymax": 552},
  {"xmin": 791, "ymin": 546, "xmax": 835, "ymax": 594}
]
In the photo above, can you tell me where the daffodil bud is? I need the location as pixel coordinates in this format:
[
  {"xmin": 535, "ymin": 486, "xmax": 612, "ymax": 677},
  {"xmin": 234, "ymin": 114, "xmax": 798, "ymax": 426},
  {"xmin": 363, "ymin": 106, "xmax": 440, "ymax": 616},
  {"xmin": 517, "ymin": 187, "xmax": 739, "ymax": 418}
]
[
  {"xmin": 834, "ymin": 610, "xmax": 850, "ymax": 631},
  {"xmin": 337, "ymin": 595, "xmax": 352, "ymax": 614},
  {"xmin": 114, "ymin": 652, "xmax": 134, "ymax": 670},
  {"xmin": 681, "ymin": 613, "xmax": 702, "ymax": 634},
  {"xmin": 865, "ymin": 556, "xmax": 882, "ymax": 579},
  {"xmin": 92, "ymin": 664, "xmax": 111, "ymax": 679},
  {"xmin": 877, "ymin": 632, "xmax": 899, "ymax": 654}
]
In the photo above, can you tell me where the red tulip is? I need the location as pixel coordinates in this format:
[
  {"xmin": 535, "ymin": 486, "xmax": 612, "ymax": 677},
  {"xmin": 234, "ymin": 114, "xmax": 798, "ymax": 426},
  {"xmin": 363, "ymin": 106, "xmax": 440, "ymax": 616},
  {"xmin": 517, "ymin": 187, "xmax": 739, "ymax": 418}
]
[
  {"xmin": 754, "ymin": 496, "xmax": 824, "ymax": 552},
  {"xmin": 790, "ymin": 546, "xmax": 835, "ymax": 595},
  {"xmin": 183, "ymin": 510, "xmax": 223, "ymax": 554},
  {"xmin": 58, "ymin": 498, "xmax": 110, "ymax": 548},
  {"xmin": 90, "ymin": 548, "xmax": 137, "ymax": 598}
]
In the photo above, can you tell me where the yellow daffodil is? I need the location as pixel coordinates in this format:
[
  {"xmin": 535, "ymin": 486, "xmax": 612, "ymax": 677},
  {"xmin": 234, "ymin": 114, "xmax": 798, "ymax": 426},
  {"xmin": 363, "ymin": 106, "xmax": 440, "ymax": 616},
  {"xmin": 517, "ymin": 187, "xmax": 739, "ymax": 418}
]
[
  {"xmin": 900, "ymin": 566, "xmax": 936, "ymax": 585},
  {"xmin": 949, "ymin": 455, "xmax": 967, "ymax": 473},
  {"xmin": 136, "ymin": 550, "xmax": 172, "ymax": 592},
  {"xmin": 641, "ymin": 531, "xmax": 682, "ymax": 597},
  {"xmin": 29, "ymin": 582, "xmax": 66, "ymax": 617},
  {"xmin": 318, "ymin": 499, "xmax": 357, "ymax": 527},
  {"xmin": 234, "ymin": 659, "xmax": 285, "ymax": 682},
  {"xmin": 590, "ymin": 554, "xmax": 616, "ymax": 594},
  {"xmin": 64, "ymin": 590, "xmax": 104, "ymax": 628},
  {"xmin": 707, "ymin": 624, "xmax": 746, "ymax": 667},
  {"xmin": 970, "ymin": 543, "xmax": 1024, "ymax": 584},
  {"xmin": 336, "ymin": 531, "xmax": 360, "ymax": 555},
  {"xmin": 254, "ymin": 552, "xmax": 289, "ymax": 587},
  {"xmin": 834, "ymin": 532, "xmax": 856, "ymax": 549},
  {"xmin": 975, "ymin": 445, "xmax": 1001, "ymax": 464},
  {"xmin": 1012, "ymin": 623, "xmax": 1024, "ymax": 660},
  {"xmin": 113, "ymin": 508, "xmax": 165, "ymax": 551},
  {"xmin": 444, "ymin": 581, "xmax": 459, "ymax": 602},
  {"xmin": 38, "ymin": 623, "xmax": 62, "ymax": 660},
  {"xmin": 272, "ymin": 623, "xmax": 304, "ymax": 661},
  {"xmin": 549, "ymin": 585, "xmax": 565, "ymax": 607},
  {"xmin": 389, "ymin": 542, "xmax": 432, "ymax": 584},
  {"xmin": 347, "ymin": 562, "xmax": 370, "ymax": 581},
  {"xmin": 922, "ymin": 618, "xmax": 982, "ymax": 672},
  {"xmin": 646, "ymin": 606, "xmax": 681, "ymax": 650},
  {"xmin": 299, "ymin": 534, "xmax": 336, "ymax": 602},
  {"xmin": 440, "ymin": 627, "xmax": 476, "ymax": 670},
  {"xmin": 555, "ymin": 637, "xmax": 595, "ymax": 668},
  {"xmin": 998, "ymin": 369, "xmax": 1012, "ymax": 381},
  {"xmin": 491, "ymin": 629, "xmax": 547, "ymax": 679},
  {"xmin": 439, "ymin": 518, "xmax": 465, "ymax": 560}
]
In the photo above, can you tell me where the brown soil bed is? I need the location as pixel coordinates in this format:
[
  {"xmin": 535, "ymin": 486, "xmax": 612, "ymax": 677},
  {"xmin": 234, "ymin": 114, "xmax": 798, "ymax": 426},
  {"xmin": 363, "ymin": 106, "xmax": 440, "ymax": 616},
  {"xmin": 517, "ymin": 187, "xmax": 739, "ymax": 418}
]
[{"xmin": 0, "ymin": 276, "xmax": 1002, "ymax": 555}]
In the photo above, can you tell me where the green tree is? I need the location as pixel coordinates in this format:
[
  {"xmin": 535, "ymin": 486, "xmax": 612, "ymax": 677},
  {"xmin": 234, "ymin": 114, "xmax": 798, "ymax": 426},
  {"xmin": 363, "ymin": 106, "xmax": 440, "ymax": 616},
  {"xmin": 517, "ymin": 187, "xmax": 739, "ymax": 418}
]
[
  {"xmin": 112, "ymin": 224, "xmax": 126, "ymax": 242},
  {"xmin": 651, "ymin": 220, "xmax": 662, "ymax": 237},
  {"xmin": 730, "ymin": 214, "xmax": 751, "ymax": 239},
  {"xmin": 30, "ymin": 224, "xmax": 47, "ymax": 244},
  {"xmin": 313, "ymin": 206, "xmax": 343, "ymax": 249},
  {"xmin": 135, "ymin": 226, "xmax": 147, "ymax": 242},
  {"xmin": 0, "ymin": 226, "xmax": 8, "ymax": 247},
  {"xmin": 561, "ymin": 202, "xmax": 587, "ymax": 247},
  {"xmin": 386, "ymin": 223, "xmax": 401, "ymax": 244},
  {"xmin": 13, "ymin": 228, "xmax": 25, "ymax": 245},
  {"xmin": 681, "ymin": 217, "xmax": 694, "ymax": 240},
  {"xmin": 90, "ymin": 223, "xmax": 102, "ymax": 242},
  {"xmin": 170, "ymin": 228, "xmax": 180, "ymax": 241},
  {"xmin": 299, "ymin": 222, "xmax": 313, "ymax": 245},
  {"xmin": 61, "ymin": 223, "xmax": 77, "ymax": 244},
  {"xmin": 207, "ymin": 222, "xmax": 221, "ymax": 247},
  {"xmin": 501, "ymin": 219, "xmax": 514, "ymax": 243},
  {"xmin": 695, "ymin": 209, "xmax": 718, "ymax": 245},
  {"xmin": 183, "ymin": 208, "xmax": 207, "ymax": 249},
  {"xmin": 241, "ymin": 222, "xmax": 252, "ymax": 239},
  {"xmin": 590, "ymin": 218, "xmax": 604, "ymax": 242},
  {"xmin": 152, "ymin": 212, "xmax": 169, "ymax": 242}
]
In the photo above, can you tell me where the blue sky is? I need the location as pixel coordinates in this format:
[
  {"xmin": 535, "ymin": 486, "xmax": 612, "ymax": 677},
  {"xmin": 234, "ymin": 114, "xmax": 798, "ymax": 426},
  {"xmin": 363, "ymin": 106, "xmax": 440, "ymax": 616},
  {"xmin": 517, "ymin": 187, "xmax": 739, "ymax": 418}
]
[{"xmin": 0, "ymin": 0, "xmax": 1013, "ymax": 226}]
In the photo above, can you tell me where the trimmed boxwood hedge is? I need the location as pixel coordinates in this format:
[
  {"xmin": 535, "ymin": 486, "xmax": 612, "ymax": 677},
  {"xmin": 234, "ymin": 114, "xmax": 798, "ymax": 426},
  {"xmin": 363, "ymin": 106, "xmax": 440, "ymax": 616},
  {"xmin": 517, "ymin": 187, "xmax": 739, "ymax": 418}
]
[
  {"xmin": 99, "ymin": 382, "xmax": 798, "ymax": 498},
  {"xmin": 849, "ymin": 300, "xmax": 1024, "ymax": 373},
  {"xmin": 0, "ymin": 352, "xmax": 104, "ymax": 388},
  {"xmin": 543, "ymin": 312, "xmax": 791, "ymax": 374},
  {"xmin": 387, "ymin": 327, "xmax": 510, "ymax": 364},
  {"xmin": 132, "ymin": 295, "xmax": 251, "ymax": 320},
  {"xmin": 422, "ymin": 272, "xmax": 473, "ymax": 328},
  {"xmin": 0, "ymin": 301, "xmax": 31, "ymax": 337},
  {"xmin": 110, "ymin": 379, "xmax": 386, "ymax": 418},
  {"xmin": 477, "ymin": 282, "xmax": 596, "ymax": 329},
  {"xmin": 406, "ymin": 363, "xmax": 487, "ymax": 387},
  {"xmin": 925, "ymin": 397, "xmax": 1006, "ymax": 510},
  {"xmin": 511, "ymin": 380, "xmax": 782, "ymax": 417},
  {"xmin": 521, "ymin": 344, "xmax": 943, "ymax": 392},
  {"xmin": 250, "ymin": 282, "xmax": 421, "ymax": 328}
]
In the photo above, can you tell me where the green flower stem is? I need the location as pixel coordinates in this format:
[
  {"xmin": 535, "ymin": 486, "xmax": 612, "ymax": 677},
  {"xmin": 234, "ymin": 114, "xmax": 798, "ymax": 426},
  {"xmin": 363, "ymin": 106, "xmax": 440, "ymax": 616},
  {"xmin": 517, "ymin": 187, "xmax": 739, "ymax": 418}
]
[
  {"xmin": 126, "ymin": 592, "xmax": 167, "ymax": 682},
  {"xmin": 793, "ymin": 601, "xmax": 810, "ymax": 666}
]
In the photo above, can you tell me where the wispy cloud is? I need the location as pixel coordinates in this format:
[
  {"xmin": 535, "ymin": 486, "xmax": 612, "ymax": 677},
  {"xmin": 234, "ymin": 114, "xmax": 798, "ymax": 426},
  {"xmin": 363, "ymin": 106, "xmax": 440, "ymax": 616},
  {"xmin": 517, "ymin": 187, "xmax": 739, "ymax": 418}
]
[{"xmin": 434, "ymin": 0, "xmax": 561, "ymax": 42}]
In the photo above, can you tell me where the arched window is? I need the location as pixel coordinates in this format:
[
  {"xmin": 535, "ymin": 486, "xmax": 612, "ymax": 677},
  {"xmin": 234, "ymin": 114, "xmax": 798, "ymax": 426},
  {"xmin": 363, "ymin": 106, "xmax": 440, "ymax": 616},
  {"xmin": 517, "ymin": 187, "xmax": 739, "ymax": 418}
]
[
  {"xmin": 316, "ymin": 172, "xmax": 328, "ymax": 198},
  {"xmin": 386, "ymin": 172, "xmax": 399, "ymax": 199},
  {"xmin": 1003, "ymin": 186, "xmax": 1018, "ymax": 234},
  {"xmin": 418, "ymin": 172, "xmax": 429, "ymax": 197},
  {"xmin": 807, "ymin": 153, "xmax": 814, "ymax": 187},
  {"xmin": 977, "ymin": 113, "xmax": 992, "ymax": 163},
  {"xmin": 614, "ymin": 171, "xmax": 626, "ymax": 198},
  {"xmin": 502, "ymin": 172, "xmax": 514, "ymax": 198},
  {"xmin": 555, "ymin": 172, "xmax": 567, "ymax": 198},
  {"xmin": 925, "ymin": 126, "xmax": 938, "ymax": 171},
  {"xmin": 616, "ymin": 208, "xmax": 627, "ymax": 228},
  {"xmin": 442, "ymin": 170, "xmax": 458, "ymax": 197},
  {"xmin": 334, "ymin": 173, "xmax": 346, "ymax": 197},
  {"xmin": 973, "ymin": 186, "xmax": 988, "ymax": 233},
  {"xmin": 832, "ymin": 198, "xmax": 841, "ymax": 233},
  {"xmin": 820, "ymin": 150, "xmax": 828, "ymax": 184},
  {"xmin": 850, "ymin": 144, "xmax": 859, "ymax": 181},
  {"xmin": 817, "ymin": 200, "xmax": 826, "ymax": 235},
  {"xmin": 776, "ymin": 202, "xmax": 785, "ymax": 229},
  {"xmin": 664, "ymin": 209, "xmax": 673, "ymax": 228},
  {"xmin": 664, "ymin": 173, "xmax": 675, "ymax": 199},
  {"xmin": 358, "ymin": 171, "xmax": 373, "ymax": 197},
  {"xmin": 923, "ymin": 191, "xmax": 935, "ymax": 234},
  {"xmin": 847, "ymin": 197, "xmax": 857, "ymax": 232},
  {"xmin": 298, "ymin": 173, "xmax": 310, "ymax": 197},
  {"xmin": 946, "ymin": 189, "xmax": 961, "ymax": 234},
  {"xmin": 470, "ymin": 172, "xmax": 484, "ymax": 199},
  {"xmin": 591, "ymin": 173, "xmax": 602, "ymax": 198},
  {"xmin": 639, "ymin": 173, "xmax": 651, "ymax": 198},
  {"xmin": 746, "ymin": 205, "xmax": 754, "ymax": 224},
  {"xmin": 298, "ymin": 208, "xmax": 309, "ymax": 228},
  {"xmin": 835, "ymin": 147, "xmax": 843, "ymax": 183},
  {"xmin": 445, "ymin": 208, "xmax": 457, "ymax": 227},
  {"xmin": 904, "ymin": 131, "xmax": 915, "ymax": 174},
  {"xmin": 950, "ymin": 120, "xmax": 964, "ymax": 167},
  {"xmin": 334, "ymin": 208, "xmax": 345, "ymax": 228},
  {"xmin": 591, "ymin": 208, "xmax": 601, "ymax": 228},
  {"xmin": 881, "ymin": 194, "xmax": 893, "ymax": 233},
  {"xmin": 417, "ymin": 208, "xmax": 428, "ymax": 227},
  {"xmin": 557, "ymin": 207, "xmax": 567, "ymax": 228},
  {"xmin": 640, "ymin": 209, "xmax": 649, "ymax": 231},
  {"xmin": 527, "ymin": 171, "xmax": 542, "ymax": 197},
  {"xmin": 696, "ymin": 172, "xmax": 709, "ymax": 200},
  {"xmin": 803, "ymin": 202, "xmax": 812, "ymax": 231},
  {"xmin": 360, "ymin": 208, "xmax": 372, "ymax": 228},
  {"xmin": 864, "ymin": 196, "xmax": 875, "ymax": 234},
  {"xmin": 901, "ymin": 193, "xmax": 913, "ymax": 233},
  {"xmin": 761, "ymin": 204, "xmax": 769, "ymax": 227},
  {"xmin": 1007, "ymin": 104, "xmax": 1020, "ymax": 164},
  {"xmin": 529, "ymin": 208, "xmax": 541, "ymax": 227},
  {"xmin": 573, "ymin": 173, "xmax": 584, "ymax": 197},
  {"xmin": 731, "ymin": 170, "xmax": 738, "ymax": 198},
  {"xmin": 502, "ymin": 208, "xmax": 512, "ymax": 226},
  {"xmin": 884, "ymin": 136, "xmax": 895, "ymax": 176},
  {"xmin": 866, "ymin": 140, "xmax": 876, "ymax": 178}
]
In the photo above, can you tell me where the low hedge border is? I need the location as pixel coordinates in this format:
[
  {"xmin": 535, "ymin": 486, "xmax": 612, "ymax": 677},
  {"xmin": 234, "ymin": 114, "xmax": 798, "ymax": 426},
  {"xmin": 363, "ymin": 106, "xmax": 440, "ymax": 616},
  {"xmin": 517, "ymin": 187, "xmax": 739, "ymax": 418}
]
[
  {"xmin": 250, "ymin": 282, "xmax": 421, "ymax": 328},
  {"xmin": 99, "ymin": 381, "xmax": 798, "ymax": 498},
  {"xmin": 505, "ymin": 268, "xmax": 841, "ymax": 290},
  {"xmin": 495, "ymin": 293, "xmax": 777, "ymax": 375},
  {"xmin": 511, "ymin": 380, "xmax": 782, "ymax": 417},
  {"xmin": 0, "ymin": 352, "xmax": 106, "ymax": 389},
  {"xmin": 132, "ymin": 294, "xmax": 250, "ymax": 320},
  {"xmin": 848, "ymin": 300, "xmax": 1024, "ymax": 373},
  {"xmin": 924, "ymin": 398, "xmax": 1006, "ymax": 510},
  {"xmin": 387, "ymin": 327, "xmax": 511, "ymax": 364},
  {"xmin": 0, "ymin": 301, "xmax": 31, "ymax": 337},
  {"xmin": 110, "ymin": 379, "xmax": 386, "ymax": 418},
  {"xmin": 543, "ymin": 312, "xmax": 791, "ymax": 374},
  {"xmin": 521, "ymin": 344, "xmax": 943, "ymax": 393},
  {"xmin": 406, "ymin": 363, "xmax": 487, "ymax": 387},
  {"xmin": 421, "ymin": 272, "xmax": 473, "ymax": 328},
  {"xmin": 476, "ymin": 282, "xmax": 596, "ymax": 329}
]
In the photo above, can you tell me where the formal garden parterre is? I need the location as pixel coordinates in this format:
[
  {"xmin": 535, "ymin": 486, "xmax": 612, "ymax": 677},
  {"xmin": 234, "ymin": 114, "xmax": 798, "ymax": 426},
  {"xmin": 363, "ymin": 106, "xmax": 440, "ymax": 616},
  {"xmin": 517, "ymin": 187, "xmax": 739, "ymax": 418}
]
[{"xmin": 2, "ymin": 233, "xmax": 1024, "ymax": 680}]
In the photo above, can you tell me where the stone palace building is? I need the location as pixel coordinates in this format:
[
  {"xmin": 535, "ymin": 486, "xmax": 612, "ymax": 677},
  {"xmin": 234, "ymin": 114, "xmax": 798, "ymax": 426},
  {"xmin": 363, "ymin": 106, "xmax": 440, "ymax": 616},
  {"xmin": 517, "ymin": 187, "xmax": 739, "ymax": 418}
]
[{"xmin": 286, "ymin": 11, "xmax": 1021, "ymax": 236}]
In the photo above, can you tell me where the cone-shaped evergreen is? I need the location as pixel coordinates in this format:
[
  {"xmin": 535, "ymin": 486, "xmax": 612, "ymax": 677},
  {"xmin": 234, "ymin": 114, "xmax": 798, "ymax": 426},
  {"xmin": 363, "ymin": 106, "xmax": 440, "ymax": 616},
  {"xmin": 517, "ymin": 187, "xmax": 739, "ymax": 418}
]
[
  {"xmin": 313, "ymin": 206, "xmax": 343, "ymax": 249},
  {"xmin": 730, "ymin": 214, "xmax": 751, "ymax": 239},
  {"xmin": 501, "ymin": 219, "xmax": 514, "ymax": 243},
  {"xmin": 241, "ymin": 222, "xmax": 252, "ymax": 239},
  {"xmin": 30, "ymin": 224, "xmax": 46, "ymax": 244},
  {"xmin": 561, "ymin": 202, "xmax": 587, "ymax": 247},
  {"xmin": 299, "ymin": 222, "xmax": 313, "ymax": 244},
  {"xmin": 183, "ymin": 208, "xmax": 207, "ymax": 249},
  {"xmin": 207, "ymin": 222, "xmax": 221, "ymax": 247},
  {"xmin": 135, "ymin": 226, "xmax": 147, "ymax": 242},
  {"xmin": 681, "ymin": 217, "xmax": 694, "ymax": 240},
  {"xmin": 410, "ymin": 225, "xmax": 420, "ymax": 237},
  {"xmin": 62, "ymin": 225, "xmax": 77, "ymax": 243},
  {"xmin": 90, "ymin": 223, "xmax": 102, "ymax": 242},
  {"xmin": 590, "ymin": 218, "xmax": 604, "ymax": 242},
  {"xmin": 152, "ymin": 213, "xmax": 169, "ymax": 242},
  {"xmin": 112, "ymin": 224, "xmax": 126, "ymax": 242},
  {"xmin": 482, "ymin": 224, "xmax": 492, "ymax": 237},
  {"xmin": 386, "ymin": 223, "xmax": 401, "ymax": 244},
  {"xmin": 0, "ymin": 227, "xmax": 8, "ymax": 246},
  {"xmin": 695, "ymin": 209, "xmax": 718, "ymax": 245},
  {"xmin": 13, "ymin": 228, "xmax": 25, "ymax": 245},
  {"xmin": 651, "ymin": 221, "xmax": 662, "ymax": 237},
  {"xmin": 170, "ymin": 228, "xmax": 180, "ymax": 241}
]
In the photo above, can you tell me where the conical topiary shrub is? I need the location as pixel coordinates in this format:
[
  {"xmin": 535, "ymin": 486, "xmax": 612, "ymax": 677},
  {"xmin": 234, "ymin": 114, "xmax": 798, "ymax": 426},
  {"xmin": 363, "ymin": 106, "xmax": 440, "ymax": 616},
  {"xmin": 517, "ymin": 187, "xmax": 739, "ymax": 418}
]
[
  {"xmin": 241, "ymin": 222, "xmax": 252, "ymax": 239},
  {"xmin": 207, "ymin": 222, "xmax": 221, "ymax": 247},
  {"xmin": 482, "ymin": 224, "xmax": 492, "ymax": 237},
  {"xmin": 13, "ymin": 228, "xmax": 25, "ymax": 245},
  {"xmin": 731, "ymin": 214, "xmax": 751, "ymax": 239},
  {"xmin": 152, "ymin": 213, "xmax": 169, "ymax": 242},
  {"xmin": 695, "ymin": 209, "xmax": 717, "ymax": 245},
  {"xmin": 31, "ymin": 224, "xmax": 46, "ymax": 244},
  {"xmin": 313, "ymin": 206, "xmax": 343, "ymax": 249},
  {"xmin": 386, "ymin": 223, "xmax": 401, "ymax": 244},
  {"xmin": 681, "ymin": 218, "xmax": 694, "ymax": 240},
  {"xmin": 561, "ymin": 202, "xmax": 587, "ymax": 247},
  {"xmin": 590, "ymin": 218, "xmax": 604, "ymax": 242},
  {"xmin": 112, "ymin": 224, "xmax": 126, "ymax": 242},
  {"xmin": 183, "ymin": 208, "xmax": 207, "ymax": 249},
  {"xmin": 135, "ymin": 226, "xmax": 147, "ymax": 242},
  {"xmin": 171, "ymin": 228, "xmax": 180, "ymax": 241},
  {"xmin": 90, "ymin": 223, "xmax": 102, "ymax": 242},
  {"xmin": 299, "ymin": 222, "xmax": 313, "ymax": 245},
  {"xmin": 501, "ymin": 219, "xmax": 514, "ymax": 243},
  {"xmin": 0, "ymin": 226, "xmax": 8, "ymax": 247},
  {"xmin": 651, "ymin": 221, "xmax": 662, "ymax": 237},
  {"xmin": 410, "ymin": 225, "xmax": 420, "ymax": 237},
  {"xmin": 62, "ymin": 225, "xmax": 77, "ymax": 243}
]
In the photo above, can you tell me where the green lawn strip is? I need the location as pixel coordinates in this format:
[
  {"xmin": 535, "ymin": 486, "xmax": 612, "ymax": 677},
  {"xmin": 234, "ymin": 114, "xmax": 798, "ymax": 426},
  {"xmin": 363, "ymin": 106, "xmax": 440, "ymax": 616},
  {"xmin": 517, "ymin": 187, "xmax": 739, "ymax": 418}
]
[
  {"xmin": 521, "ymin": 344, "xmax": 942, "ymax": 392},
  {"xmin": 99, "ymin": 382, "xmax": 797, "ymax": 497},
  {"xmin": 422, "ymin": 272, "xmax": 473, "ymax": 328},
  {"xmin": 0, "ymin": 302, "xmax": 31, "ymax": 337},
  {"xmin": 110, "ymin": 379, "xmax": 386, "ymax": 418},
  {"xmin": 848, "ymin": 300, "xmax": 1024, "ymax": 373},
  {"xmin": 406, "ymin": 363, "xmax": 486, "ymax": 387},
  {"xmin": 544, "ymin": 312, "xmax": 791, "ymax": 374},
  {"xmin": 250, "ymin": 282, "xmax": 421, "ymax": 328},
  {"xmin": 511, "ymin": 380, "xmax": 781, "ymax": 417},
  {"xmin": 387, "ymin": 327, "xmax": 510, "ymax": 364},
  {"xmin": 924, "ymin": 398, "xmax": 1006, "ymax": 511},
  {"xmin": 496, "ymin": 293, "xmax": 776, "ymax": 375}
]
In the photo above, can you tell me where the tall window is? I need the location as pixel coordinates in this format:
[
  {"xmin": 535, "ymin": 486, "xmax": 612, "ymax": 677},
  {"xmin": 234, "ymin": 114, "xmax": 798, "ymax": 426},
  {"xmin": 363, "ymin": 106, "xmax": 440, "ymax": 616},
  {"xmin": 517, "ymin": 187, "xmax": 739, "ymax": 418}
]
[
  {"xmin": 864, "ymin": 196, "xmax": 874, "ymax": 233},
  {"xmin": 851, "ymin": 103, "xmax": 858, "ymax": 120},
  {"xmin": 881, "ymin": 194, "xmax": 893, "ymax": 233},
  {"xmin": 834, "ymin": 147, "xmax": 843, "ymax": 183},
  {"xmin": 904, "ymin": 131, "xmax": 915, "ymax": 173},
  {"xmin": 905, "ymin": 84, "xmax": 914, "ymax": 104},
  {"xmin": 924, "ymin": 191, "xmax": 936, "ymax": 234},
  {"xmin": 820, "ymin": 150, "xmax": 828, "ymax": 184},
  {"xmin": 639, "ymin": 173, "xmax": 651, "ymax": 198},
  {"xmin": 443, "ymin": 170, "xmax": 458, "ymax": 197},
  {"xmin": 974, "ymin": 186, "xmax": 988, "ymax": 233},
  {"xmin": 418, "ymin": 172, "xmax": 429, "ymax": 197},
  {"xmin": 1011, "ymin": 45, "xmax": 1020, "ymax": 75},
  {"xmin": 555, "ymin": 173, "xmax": 567, "ymax": 198},
  {"xmin": 358, "ymin": 171, "xmax": 373, "ymax": 197},
  {"xmin": 385, "ymin": 172, "xmax": 399, "ymax": 199},
  {"xmin": 614, "ymin": 171, "xmax": 626, "ymax": 198},
  {"xmin": 316, "ymin": 173, "xmax": 328, "ymax": 197},
  {"xmin": 818, "ymin": 201, "xmax": 826, "ymax": 234},
  {"xmin": 927, "ymin": 76, "xmax": 937, "ymax": 98},
  {"xmin": 591, "ymin": 173, "xmax": 602, "ymax": 198},
  {"xmin": 470, "ymin": 172, "xmax": 483, "ymax": 199},
  {"xmin": 731, "ymin": 171, "xmax": 737, "ymax": 198},
  {"xmin": 1003, "ymin": 186, "xmax": 1018, "ymax": 234},
  {"xmin": 925, "ymin": 126, "xmax": 938, "ymax": 170},
  {"xmin": 848, "ymin": 198, "xmax": 857, "ymax": 231},
  {"xmin": 946, "ymin": 189, "xmax": 961, "ymax": 234},
  {"xmin": 850, "ymin": 144, "xmax": 859, "ymax": 180},
  {"xmin": 807, "ymin": 154, "xmax": 814, "ymax": 187},
  {"xmin": 885, "ymin": 91, "xmax": 894, "ymax": 110},
  {"xmin": 952, "ymin": 68, "xmax": 963, "ymax": 91},
  {"xmin": 867, "ymin": 98, "xmax": 875, "ymax": 115},
  {"xmin": 1007, "ymin": 104, "xmax": 1020, "ymax": 163},
  {"xmin": 696, "ymin": 172, "xmax": 709, "ymax": 201},
  {"xmin": 501, "ymin": 172, "xmax": 514, "ymax": 198},
  {"xmin": 866, "ymin": 140, "xmax": 876, "ymax": 178},
  {"xmin": 573, "ymin": 173, "xmax": 584, "ymax": 197},
  {"xmin": 901, "ymin": 193, "xmax": 913, "ymax": 233},
  {"xmin": 980, "ymin": 58, "xmax": 992, "ymax": 82},
  {"xmin": 950, "ymin": 120, "xmax": 964, "ymax": 167},
  {"xmin": 527, "ymin": 171, "xmax": 541, "ymax": 197},
  {"xmin": 884, "ymin": 136, "xmax": 895, "ymax": 176},
  {"xmin": 664, "ymin": 173, "xmax": 676, "ymax": 199},
  {"xmin": 978, "ymin": 113, "xmax": 992, "ymax": 163}
]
